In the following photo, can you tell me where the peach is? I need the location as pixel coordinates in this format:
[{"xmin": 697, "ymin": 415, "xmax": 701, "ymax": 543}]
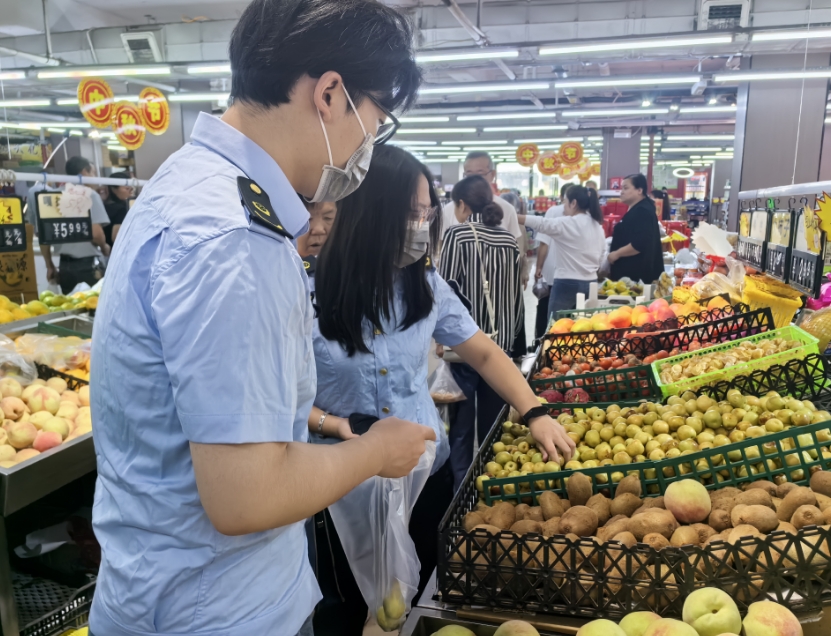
[
  {"xmin": 78, "ymin": 385, "xmax": 90, "ymax": 407},
  {"xmin": 0, "ymin": 460, "xmax": 17, "ymax": 468},
  {"xmin": 32, "ymin": 430, "xmax": 62, "ymax": 453},
  {"xmin": 649, "ymin": 298, "xmax": 669, "ymax": 313},
  {"xmin": 0, "ymin": 377, "xmax": 22, "ymax": 398},
  {"xmin": 682, "ymin": 588, "xmax": 742, "ymax": 636},
  {"xmin": 620, "ymin": 613, "xmax": 661, "ymax": 636},
  {"xmin": 655, "ymin": 306, "xmax": 677, "ymax": 323},
  {"xmin": 56, "ymin": 402, "xmax": 78, "ymax": 421},
  {"xmin": 75, "ymin": 411, "xmax": 92, "ymax": 431},
  {"xmin": 571, "ymin": 318, "xmax": 593, "ymax": 333},
  {"xmin": 28, "ymin": 387, "xmax": 61, "ymax": 414},
  {"xmin": 643, "ymin": 619, "xmax": 698, "ymax": 636},
  {"xmin": 20, "ymin": 383, "xmax": 39, "ymax": 402},
  {"xmin": 31, "ymin": 378, "xmax": 45, "ymax": 386},
  {"xmin": 742, "ymin": 601, "xmax": 802, "ymax": 636},
  {"xmin": 0, "ymin": 445, "xmax": 15, "ymax": 461},
  {"xmin": 635, "ymin": 312, "xmax": 655, "ymax": 327},
  {"xmin": 669, "ymin": 303, "xmax": 687, "ymax": 317},
  {"xmin": 6, "ymin": 421, "xmax": 36, "ymax": 449},
  {"xmin": 608, "ymin": 309, "xmax": 632, "ymax": 329},
  {"xmin": 0, "ymin": 428, "xmax": 6, "ymax": 445},
  {"xmin": 592, "ymin": 316, "xmax": 611, "ymax": 331},
  {"xmin": 45, "ymin": 377, "xmax": 68, "ymax": 394},
  {"xmin": 664, "ymin": 478, "xmax": 712, "ymax": 523},
  {"xmin": 618, "ymin": 305, "xmax": 633, "ymax": 315},
  {"xmin": 0, "ymin": 397, "xmax": 26, "ymax": 421},
  {"xmin": 494, "ymin": 621, "xmax": 542, "ymax": 636},
  {"xmin": 578, "ymin": 619, "xmax": 626, "ymax": 636},
  {"xmin": 60, "ymin": 391, "xmax": 81, "ymax": 407},
  {"xmin": 41, "ymin": 417, "xmax": 70, "ymax": 440},
  {"xmin": 14, "ymin": 448, "xmax": 40, "ymax": 463},
  {"xmin": 29, "ymin": 411, "xmax": 54, "ymax": 430}
]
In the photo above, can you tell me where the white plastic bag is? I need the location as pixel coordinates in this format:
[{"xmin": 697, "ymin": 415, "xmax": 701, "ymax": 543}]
[
  {"xmin": 328, "ymin": 441, "xmax": 436, "ymax": 632},
  {"xmin": 0, "ymin": 334, "xmax": 37, "ymax": 385},
  {"xmin": 428, "ymin": 360, "xmax": 466, "ymax": 403}
]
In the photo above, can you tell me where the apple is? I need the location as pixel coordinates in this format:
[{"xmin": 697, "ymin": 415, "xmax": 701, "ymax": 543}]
[
  {"xmin": 682, "ymin": 588, "xmax": 742, "ymax": 636},
  {"xmin": 742, "ymin": 601, "xmax": 803, "ymax": 636},
  {"xmin": 620, "ymin": 612, "xmax": 661, "ymax": 636},
  {"xmin": 578, "ymin": 619, "xmax": 626, "ymax": 636},
  {"xmin": 649, "ymin": 298, "xmax": 669, "ymax": 313}
]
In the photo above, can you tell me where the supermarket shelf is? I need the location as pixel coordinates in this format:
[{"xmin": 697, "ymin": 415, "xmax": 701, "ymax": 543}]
[
  {"xmin": 0, "ymin": 433, "xmax": 95, "ymax": 518},
  {"xmin": 0, "ymin": 311, "xmax": 86, "ymax": 338}
]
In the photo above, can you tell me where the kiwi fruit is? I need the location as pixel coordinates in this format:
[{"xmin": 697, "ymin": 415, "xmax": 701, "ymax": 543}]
[
  {"xmin": 489, "ymin": 502, "xmax": 517, "ymax": 530},
  {"xmin": 734, "ymin": 489, "xmax": 775, "ymax": 511},
  {"xmin": 612, "ymin": 531, "xmax": 637, "ymax": 548},
  {"xmin": 610, "ymin": 493, "xmax": 643, "ymax": 518},
  {"xmin": 597, "ymin": 517, "xmax": 632, "ymax": 542},
  {"xmin": 810, "ymin": 471, "xmax": 831, "ymax": 498},
  {"xmin": 670, "ymin": 526, "xmax": 700, "ymax": 547},
  {"xmin": 815, "ymin": 493, "xmax": 831, "ymax": 512},
  {"xmin": 778, "ymin": 487, "xmax": 817, "ymax": 522},
  {"xmin": 708, "ymin": 509, "xmax": 732, "ymax": 532},
  {"xmin": 558, "ymin": 505, "xmax": 599, "ymax": 537},
  {"xmin": 464, "ymin": 511, "xmax": 486, "ymax": 532},
  {"xmin": 642, "ymin": 532, "xmax": 670, "ymax": 550},
  {"xmin": 470, "ymin": 524, "xmax": 503, "ymax": 546},
  {"xmin": 791, "ymin": 505, "xmax": 824, "ymax": 530},
  {"xmin": 629, "ymin": 508, "xmax": 678, "ymax": 540},
  {"xmin": 745, "ymin": 480, "xmax": 777, "ymax": 496},
  {"xmin": 523, "ymin": 507, "xmax": 544, "ymax": 523},
  {"xmin": 586, "ymin": 493, "xmax": 611, "ymax": 525},
  {"xmin": 510, "ymin": 519, "xmax": 543, "ymax": 535},
  {"xmin": 615, "ymin": 475, "xmax": 642, "ymax": 499},
  {"xmin": 691, "ymin": 523, "xmax": 717, "ymax": 544},
  {"xmin": 541, "ymin": 517, "xmax": 561, "ymax": 537},
  {"xmin": 776, "ymin": 481, "xmax": 799, "ymax": 500},
  {"xmin": 824, "ymin": 508, "xmax": 831, "ymax": 526},
  {"xmin": 777, "ymin": 520, "xmax": 798, "ymax": 534},
  {"xmin": 539, "ymin": 491, "xmax": 564, "ymax": 520},
  {"xmin": 514, "ymin": 503, "xmax": 530, "ymax": 519},
  {"xmin": 731, "ymin": 504, "xmax": 778, "ymax": 533},
  {"xmin": 567, "ymin": 472, "xmax": 593, "ymax": 507},
  {"xmin": 476, "ymin": 502, "xmax": 493, "ymax": 523}
]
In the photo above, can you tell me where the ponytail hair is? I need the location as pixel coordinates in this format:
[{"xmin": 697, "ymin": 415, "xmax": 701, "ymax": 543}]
[
  {"xmin": 452, "ymin": 174, "xmax": 495, "ymax": 222},
  {"xmin": 481, "ymin": 202, "xmax": 504, "ymax": 227},
  {"xmin": 566, "ymin": 185, "xmax": 603, "ymax": 224}
]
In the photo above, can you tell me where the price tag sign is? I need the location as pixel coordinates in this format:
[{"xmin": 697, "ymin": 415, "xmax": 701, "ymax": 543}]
[
  {"xmin": 35, "ymin": 191, "xmax": 92, "ymax": 245},
  {"xmin": 0, "ymin": 197, "xmax": 26, "ymax": 253}
]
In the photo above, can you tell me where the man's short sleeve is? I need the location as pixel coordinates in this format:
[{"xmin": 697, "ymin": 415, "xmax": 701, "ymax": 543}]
[
  {"xmin": 151, "ymin": 229, "xmax": 308, "ymax": 444},
  {"xmin": 90, "ymin": 191, "xmax": 110, "ymax": 226},
  {"xmin": 431, "ymin": 272, "xmax": 479, "ymax": 347},
  {"xmin": 499, "ymin": 198, "xmax": 522, "ymax": 239}
]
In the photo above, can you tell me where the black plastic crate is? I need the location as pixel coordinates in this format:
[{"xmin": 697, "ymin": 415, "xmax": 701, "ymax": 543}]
[
  {"xmin": 529, "ymin": 364, "xmax": 658, "ymax": 406},
  {"xmin": 20, "ymin": 580, "xmax": 94, "ymax": 636},
  {"xmin": 35, "ymin": 364, "xmax": 89, "ymax": 390}
]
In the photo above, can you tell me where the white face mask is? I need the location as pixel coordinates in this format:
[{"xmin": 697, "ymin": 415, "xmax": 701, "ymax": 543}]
[
  {"xmin": 396, "ymin": 223, "xmax": 431, "ymax": 268},
  {"xmin": 308, "ymin": 85, "xmax": 374, "ymax": 203}
]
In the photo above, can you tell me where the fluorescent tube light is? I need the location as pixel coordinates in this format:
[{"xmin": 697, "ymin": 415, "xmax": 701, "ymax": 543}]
[
  {"xmin": 555, "ymin": 76, "xmax": 700, "ymax": 89},
  {"xmin": 389, "ymin": 141, "xmax": 436, "ymax": 146},
  {"xmin": 561, "ymin": 108, "xmax": 669, "ymax": 117},
  {"xmin": 399, "ymin": 116, "xmax": 450, "ymax": 123},
  {"xmin": 587, "ymin": 136, "xmax": 603, "ymax": 141},
  {"xmin": 416, "ymin": 49, "xmax": 519, "ymax": 64},
  {"xmin": 70, "ymin": 130, "xmax": 83, "ymax": 136},
  {"xmin": 442, "ymin": 140, "xmax": 509, "ymax": 145},
  {"xmin": 483, "ymin": 125, "xmax": 567, "ymax": 132},
  {"xmin": 169, "ymin": 93, "xmax": 230, "ymax": 102},
  {"xmin": 667, "ymin": 135, "xmax": 735, "ymax": 140},
  {"xmin": 39, "ymin": 66, "xmax": 171, "ymax": 79},
  {"xmin": 752, "ymin": 28, "xmax": 831, "ymax": 42},
  {"xmin": 0, "ymin": 72, "xmax": 25, "ymax": 80},
  {"xmin": 679, "ymin": 105, "xmax": 737, "ymax": 113},
  {"xmin": 457, "ymin": 112, "xmax": 557, "ymax": 122},
  {"xmin": 187, "ymin": 64, "xmax": 231, "ymax": 74},
  {"xmin": 539, "ymin": 35, "xmax": 732, "ymax": 56},
  {"xmin": 513, "ymin": 137, "xmax": 584, "ymax": 143},
  {"xmin": 0, "ymin": 99, "xmax": 51, "ymax": 108},
  {"xmin": 397, "ymin": 128, "xmax": 477, "ymax": 134},
  {"xmin": 661, "ymin": 147, "xmax": 723, "ymax": 153},
  {"xmin": 714, "ymin": 70, "xmax": 831, "ymax": 82},
  {"xmin": 420, "ymin": 81, "xmax": 549, "ymax": 95}
]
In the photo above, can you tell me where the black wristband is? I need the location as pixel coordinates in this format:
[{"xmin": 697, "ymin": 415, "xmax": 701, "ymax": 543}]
[{"xmin": 523, "ymin": 405, "xmax": 550, "ymax": 423}]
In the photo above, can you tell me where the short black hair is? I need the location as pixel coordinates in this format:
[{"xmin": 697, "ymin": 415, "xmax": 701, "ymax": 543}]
[
  {"xmin": 229, "ymin": 0, "xmax": 421, "ymax": 113},
  {"xmin": 625, "ymin": 173, "xmax": 648, "ymax": 196},
  {"xmin": 65, "ymin": 156, "xmax": 91, "ymax": 176},
  {"xmin": 316, "ymin": 145, "xmax": 440, "ymax": 356},
  {"xmin": 560, "ymin": 183, "xmax": 572, "ymax": 199}
]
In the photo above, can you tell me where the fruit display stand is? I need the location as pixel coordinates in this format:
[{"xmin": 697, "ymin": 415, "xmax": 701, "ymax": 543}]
[
  {"xmin": 0, "ymin": 370, "xmax": 94, "ymax": 636},
  {"xmin": 0, "ymin": 311, "xmax": 86, "ymax": 340},
  {"xmin": 437, "ymin": 366, "xmax": 831, "ymax": 620}
]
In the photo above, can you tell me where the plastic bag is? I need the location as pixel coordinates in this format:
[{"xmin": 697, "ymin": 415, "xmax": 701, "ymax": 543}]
[
  {"xmin": 690, "ymin": 271, "xmax": 743, "ymax": 305},
  {"xmin": 0, "ymin": 334, "xmax": 37, "ymax": 385},
  {"xmin": 14, "ymin": 333, "xmax": 87, "ymax": 371},
  {"xmin": 428, "ymin": 360, "xmax": 466, "ymax": 403},
  {"xmin": 328, "ymin": 442, "xmax": 436, "ymax": 632}
]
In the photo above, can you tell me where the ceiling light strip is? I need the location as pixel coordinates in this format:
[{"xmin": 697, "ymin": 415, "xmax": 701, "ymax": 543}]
[{"xmin": 539, "ymin": 35, "xmax": 732, "ymax": 56}]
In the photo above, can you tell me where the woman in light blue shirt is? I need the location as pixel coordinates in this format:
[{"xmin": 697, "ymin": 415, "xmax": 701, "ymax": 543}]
[{"xmin": 307, "ymin": 146, "xmax": 574, "ymax": 635}]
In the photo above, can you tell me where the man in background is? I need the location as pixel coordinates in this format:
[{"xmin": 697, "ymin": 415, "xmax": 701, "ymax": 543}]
[
  {"xmin": 442, "ymin": 151, "xmax": 522, "ymax": 242},
  {"xmin": 30, "ymin": 156, "xmax": 110, "ymax": 294}
]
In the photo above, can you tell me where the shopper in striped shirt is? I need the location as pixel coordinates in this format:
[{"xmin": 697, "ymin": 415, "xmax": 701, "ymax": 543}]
[{"xmin": 439, "ymin": 175, "xmax": 523, "ymax": 489}]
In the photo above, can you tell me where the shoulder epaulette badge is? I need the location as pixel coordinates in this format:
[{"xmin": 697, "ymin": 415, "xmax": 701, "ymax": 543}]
[
  {"xmin": 237, "ymin": 177, "xmax": 294, "ymax": 239},
  {"xmin": 303, "ymin": 255, "xmax": 316, "ymax": 276}
]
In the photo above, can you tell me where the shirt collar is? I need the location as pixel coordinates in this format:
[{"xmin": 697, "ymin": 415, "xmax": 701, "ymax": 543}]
[{"xmin": 190, "ymin": 112, "xmax": 309, "ymax": 238}]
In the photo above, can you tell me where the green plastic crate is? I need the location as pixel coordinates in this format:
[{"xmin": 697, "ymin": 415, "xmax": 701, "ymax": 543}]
[{"xmin": 652, "ymin": 325, "xmax": 819, "ymax": 398}]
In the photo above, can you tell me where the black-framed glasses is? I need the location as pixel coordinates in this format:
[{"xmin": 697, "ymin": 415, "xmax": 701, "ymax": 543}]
[{"xmin": 366, "ymin": 94, "xmax": 400, "ymax": 146}]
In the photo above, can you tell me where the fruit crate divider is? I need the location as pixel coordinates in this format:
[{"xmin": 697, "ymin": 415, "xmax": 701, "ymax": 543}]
[
  {"xmin": 438, "ymin": 404, "xmax": 831, "ymax": 618},
  {"xmin": 34, "ymin": 363, "xmax": 89, "ymax": 390},
  {"xmin": 529, "ymin": 365, "xmax": 660, "ymax": 407}
]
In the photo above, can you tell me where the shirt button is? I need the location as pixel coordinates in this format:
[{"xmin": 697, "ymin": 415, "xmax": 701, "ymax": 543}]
[
  {"xmin": 374, "ymin": 329, "xmax": 382, "ymax": 336},
  {"xmin": 380, "ymin": 368, "xmax": 388, "ymax": 376},
  {"xmin": 382, "ymin": 407, "xmax": 390, "ymax": 414}
]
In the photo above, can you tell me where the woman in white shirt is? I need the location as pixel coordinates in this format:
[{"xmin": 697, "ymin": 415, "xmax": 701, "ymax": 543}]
[{"xmin": 518, "ymin": 185, "xmax": 606, "ymax": 317}]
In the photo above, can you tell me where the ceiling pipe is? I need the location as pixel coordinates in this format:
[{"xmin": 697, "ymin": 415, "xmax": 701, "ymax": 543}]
[
  {"xmin": 440, "ymin": 0, "xmax": 489, "ymax": 47},
  {"xmin": 42, "ymin": 0, "xmax": 53, "ymax": 61},
  {"xmin": 0, "ymin": 47, "xmax": 59, "ymax": 67}
]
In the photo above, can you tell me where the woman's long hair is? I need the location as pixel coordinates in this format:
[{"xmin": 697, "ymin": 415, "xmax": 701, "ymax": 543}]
[
  {"xmin": 565, "ymin": 185, "xmax": 603, "ymax": 224},
  {"xmin": 316, "ymin": 145, "xmax": 441, "ymax": 356}
]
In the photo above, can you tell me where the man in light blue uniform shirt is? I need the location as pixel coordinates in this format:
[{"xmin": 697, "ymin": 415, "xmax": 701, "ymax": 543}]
[{"xmin": 89, "ymin": 1, "xmax": 434, "ymax": 634}]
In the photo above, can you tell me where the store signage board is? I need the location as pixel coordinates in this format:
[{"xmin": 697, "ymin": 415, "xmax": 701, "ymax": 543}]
[
  {"xmin": 789, "ymin": 205, "xmax": 825, "ymax": 296},
  {"xmin": 736, "ymin": 204, "xmax": 768, "ymax": 272},
  {"xmin": 764, "ymin": 207, "xmax": 794, "ymax": 283},
  {"xmin": 0, "ymin": 197, "xmax": 27, "ymax": 253},
  {"xmin": 35, "ymin": 191, "xmax": 93, "ymax": 245}
]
